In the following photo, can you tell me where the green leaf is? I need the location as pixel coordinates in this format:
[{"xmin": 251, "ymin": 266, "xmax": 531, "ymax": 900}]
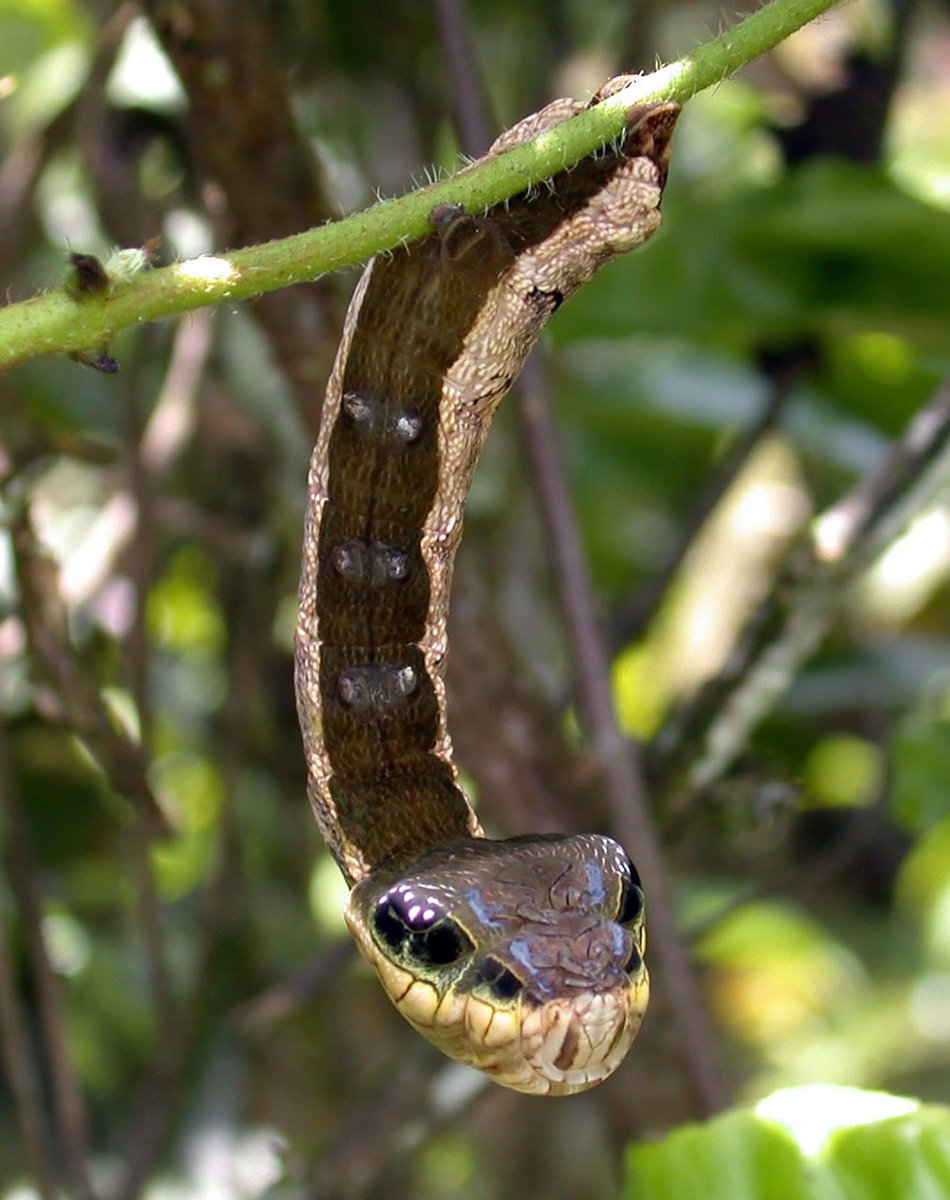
[
  {"xmin": 830, "ymin": 1110, "xmax": 950, "ymax": 1200},
  {"xmin": 625, "ymin": 1109, "xmax": 841, "ymax": 1200},
  {"xmin": 624, "ymin": 1087, "xmax": 950, "ymax": 1200}
]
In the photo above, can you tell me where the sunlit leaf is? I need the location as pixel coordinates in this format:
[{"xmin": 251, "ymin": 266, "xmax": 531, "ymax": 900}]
[{"xmin": 624, "ymin": 1088, "xmax": 950, "ymax": 1200}]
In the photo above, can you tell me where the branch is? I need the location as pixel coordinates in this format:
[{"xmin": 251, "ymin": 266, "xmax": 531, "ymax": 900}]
[
  {"xmin": 0, "ymin": 730, "xmax": 96, "ymax": 1200},
  {"xmin": 651, "ymin": 381, "xmax": 950, "ymax": 794},
  {"xmin": 0, "ymin": 0, "xmax": 840, "ymax": 370},
  {"xmin": 0, "ymin": 745, "xmax": 58, "ymax": 1200},
  {"xmin": 517, "ymin": 355, "xmax": 730, "ymax": 1116}
]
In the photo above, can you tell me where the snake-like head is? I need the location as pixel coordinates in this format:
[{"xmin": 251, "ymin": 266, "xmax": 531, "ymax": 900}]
[{"xmin": 345, "ymin": 834, "xmax": 648, "ymax": 1095}]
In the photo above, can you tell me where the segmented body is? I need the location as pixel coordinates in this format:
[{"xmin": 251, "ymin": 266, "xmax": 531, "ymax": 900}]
[{"xmin": 295, "ymin": 88, "xmax": 678, "ymax": 1094}]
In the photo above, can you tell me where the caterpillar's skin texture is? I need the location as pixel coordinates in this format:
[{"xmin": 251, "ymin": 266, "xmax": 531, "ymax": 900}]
[{"xmin": 295, "ymin": 87, "xmax": 678, "ymax": 1094}]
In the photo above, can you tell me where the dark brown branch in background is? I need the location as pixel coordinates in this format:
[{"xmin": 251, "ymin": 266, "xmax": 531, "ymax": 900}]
[
  {"xmin": 74, "ymin": 6, "xmax": 153, "ymax": 247},
  {"xmin": 141, "ymin": 0, "xmax": 339, "ymax": 432},
  {"xmin": 431, "ymin": 0, "xmax": 729, "ymax": 1118},
  {"xmin": 0, "ymin": 735, "xmax": 58, "ymax": 1200},
  {"xmin": 0, "ymin": 730, "xmax": 96, "ymax": 1200},
  {"xmin": 114, "ymin": 599, "xmax": 247, "ymax": 1200},
  {"xmin": 776, "ymin": 0, "xmax": 915, "ymax": 165},
  {"xmin": 433, "ymin": 0, "xmax": 495, "ymax": 156},
  {"xmin": 516, "ymin": 358, "xmax": 729, "ymax": 1117},
  {"xmin": 624, "ymin": 0, "xmax": 662, "ymax": 74},
  {"xmin": 113, "ymin": 814, "xmax": 237, "ymax": 1200},
  {"xmin": 114, "ymin": 317, "xmax": 213, "ymax": 1044},
  {"xmin": 448, "ymin": 557, "xmax": 588, "ymax": 836},
  {"xmin": 232, "ymin": 940, "xmax": 354, "ymax": 1035}
]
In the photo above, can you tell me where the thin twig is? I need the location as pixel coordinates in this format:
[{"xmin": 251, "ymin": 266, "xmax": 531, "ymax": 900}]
[
  {"xmin": 117, "ymin": 330, "xmax": 187, "ymax": 1038},
  {"xmin": 516, "ymin": 357, "xmax": 729, "ymax": 1115},
  {"xmin": 624, "ymin": 0, "xmax": 661, "ymax": 73},
  {"xmin": 0, "ymin": 736, "xmax": 58, "ymax": 1200},
  {"xmin": 233, "ymin": 940, "xmax": 355, "ymax": 1035},
  {"xmin": 114, "ymin": 313, "xmax": 215, "ymax": 1059},
  {"xmin": 125, "ymin": 818, "xmax": 178, "ymax": 1051},
  {"xmin": 140, "ymin": 309, "xmax": 214, "ymax": 478},
  {"xmin": 652, "ymin": 381, "xmax": 950, "ymax": 795},
  {"xmin": 119, "ymin": 332, "xmax": 158, "ymax": 745},
  {"xmin": 115, "ymin": 536, "xmax": 251, "ymax": 1200},
  {"xmin": 815, "ymin": 382, "xmax": 950, "ymax": 569},
  {"xmin": 114, "ymin": 823, "xmax": 233, "ymax": 1199},
  {"xmin": 0, "ymin": 728, "xmax": 96, "ymax": 1200},
  {"xmin": 113, "ymin": 1030, "xmax": 187, "ymax": 1200},
  {"xmin": 0, "ymin": 0, "xmax": 843, "ymax": 371},
  {"xmin": 432, "ymin": 0, "xmax": 494, "ymax": 156}
]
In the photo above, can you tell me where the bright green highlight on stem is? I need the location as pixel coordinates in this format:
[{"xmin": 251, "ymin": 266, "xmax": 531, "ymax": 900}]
[{"xmin": 0, "ymin": 0, "xmax": 840, "ymax": 370}]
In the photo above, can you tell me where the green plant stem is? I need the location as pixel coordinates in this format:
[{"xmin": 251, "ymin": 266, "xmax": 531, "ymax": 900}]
[{"xmin": 0, "ymin": 0, "xmax": 839, "ymax": 370}]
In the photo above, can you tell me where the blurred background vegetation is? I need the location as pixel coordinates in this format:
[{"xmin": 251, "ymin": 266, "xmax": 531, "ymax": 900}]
[{"xmin": 1, "ymin": 1, "xmax": 949, "ymax": 1197}]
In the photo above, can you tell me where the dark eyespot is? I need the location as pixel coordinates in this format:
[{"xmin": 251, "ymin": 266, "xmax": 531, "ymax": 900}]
[
  {"xmin": 373, "ymin": 894, "xmax": 473, "ymax": 965},
  {"xmin": 374, "ymin": 899, "xmax": 408, "ymax": 951},
  {"xmin": 476, "ymin": 956, "xmax": 525, "ymax": 1001},
  {"xmin": 409, "ymin": 920, "xmax": 473, "ymax": 966},
  {"xmin": 617, "ymin": 859, "xmax": 644, "ymax": 926}
]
